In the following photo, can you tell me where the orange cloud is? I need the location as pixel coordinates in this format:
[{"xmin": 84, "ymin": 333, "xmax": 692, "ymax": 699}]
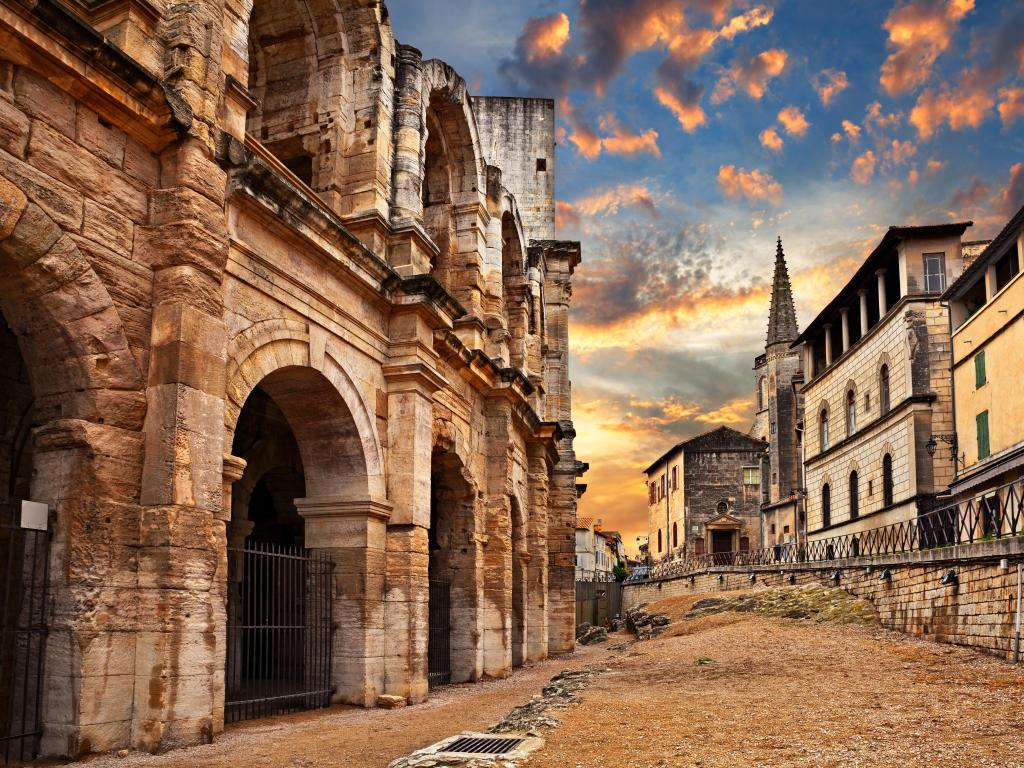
[
  {"xmin": 831, "ymin": 132, "xmax": 842, "ymax": 143},
  {"xmin": 598, "ymin": 114, "xmax": 662, "ymax": 157},
  {"xmin": 717, "ymin": 165, "xmax": 783, "ymax": 205},
  {"xmin": 851, "ymin": 149, "xmax": 877, "ymax": 184},
  {"xmin": 864, "ymin": 101, "xmax": 903, "ymax": 133},
  {"xmin": 926, "ymin": 158, "xmax": 947, "ymax": 175},
  {"xmin": 695, "ymin": 398, "xmax": 754, "ymax": 425},
  {"xmin": 998, "ymin": 87, "xmax": 1024, "ymax": 128},
  {"xmin": 909, "ymin": 83, "xmax": 994, "ymax": 138},
  {"xmin": 572, "ymin": 183, "xmax": 660, "ymax": 219},
  {"xmin": 654, "ymin": 86, "xmax": 707, "ymax": 132},
  {"xmin": 712, "ymin": 49, "xmax": 788, "ymax": 103},
  {"xmin": 718, "ymin": 5, "xmax": 774, "ymax": 40},
  {"xmin": 908, "ymin": 167, "xmax": 920, "ymax": 185},
  {"xmin": 883, "ymin": 138, "xmax": 917, "ymax": 167},
  {"xmin": 555, "ymin": 200, "xmax": 580, "ymax": 233},
  {"xmin": 815, "ymin": 69, "xmax": 849, "ymax": 106},
  {"xmin": 522, "ymin": 12, "xmax": 571, "ymax": 61},
  {"xmin": 760, "ymin": 127, "xmax": 783, "ymax": 152},
  {"xmin": 999, "ymin": 162, "xmax": 1024, "ymax": 217},
  {"xmin": 778, "ymin": 106, "xmax": 809, "ymax": 136},
  {"xmin": 880, "ymin": 0, "xmax": 975, "ymax": 95},
  {"xmin": 841, "ymin": 119, "xmax": 862, "ymax": 142}
]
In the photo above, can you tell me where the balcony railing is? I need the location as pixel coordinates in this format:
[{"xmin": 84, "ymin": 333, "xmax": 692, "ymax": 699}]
[{"xmin": 635, "ymin": 477, "xmax": 1024, "ymax": 582}]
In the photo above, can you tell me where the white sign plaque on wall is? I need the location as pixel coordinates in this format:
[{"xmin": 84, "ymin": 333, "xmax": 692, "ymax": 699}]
[{"xmin": 20, "ymin": 500, "xmax": 48, "ymax": 531}]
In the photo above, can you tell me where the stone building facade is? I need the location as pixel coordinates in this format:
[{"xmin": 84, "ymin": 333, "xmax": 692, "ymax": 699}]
[
  {"xmin": 644, "ymin": 427, "xmax": 765, "ymax": 561},
  {"xmin": 0, "ymin": 0, "xmax": 583, "ymax": 759},
  {"xmin": 752, "ymin": 238, "xmax": 804, "ymax": 549},
  {"xmin": 945, "ymin": 204, "xmax": 1024, "ymax": 505},
  {"xmin": 794, "ymin": 223, "xmax": 970, "ymax": 543}
]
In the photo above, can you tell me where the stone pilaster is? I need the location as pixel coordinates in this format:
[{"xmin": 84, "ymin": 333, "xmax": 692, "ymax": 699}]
[
  {"xmin": 481, "ymin": 396, "xmax": 514, "ymax": 677},
  {"xmin": 296, "ymin": 496, "xmax": 392, "ymax": 707},
  {"xmin": 525, "ymin": 438, "xmax": 553, "ymax": 662}
]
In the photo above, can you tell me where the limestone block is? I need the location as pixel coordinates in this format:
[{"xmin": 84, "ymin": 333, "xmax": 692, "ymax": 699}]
[
  {"xmin": 13, "ymin": 68, "xmax": 76, "ymax": 138},
  {"xmin": 82, "ymin": 199, "xmax": 134, "ymax": 257},
  {"xmin": 0, "ymin": 95, "xmax": 29, "ymax": 157},
  {"xmin": 77, "ymin": 107, "xmax": 127, "ymax": 169}
]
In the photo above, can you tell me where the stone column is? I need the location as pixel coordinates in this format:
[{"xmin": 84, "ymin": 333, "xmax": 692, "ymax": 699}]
[
  {"xmin": 481, "ymin": 396, "xmax": 514, "ymax": 677},
  {"xmin": 823, "ymin": 323, "xmax": 833, "ymax": 367},
  {"xmin": 390, "ymin": 45, "xmax": 425, "ymax": 225},
  {"xmin": 857, "ymin": 289, "xmax": 869, "ymax": 337},
  {"xmin": 381, "ymin": 361, "xmax": 445, "ymax": 703},
  {"xmin": 840, "ymin": 308, "xmax": 850, "ymax": 353},
  {"xmin": 525, "ymin": 438, "xmax": 553, "ymax": 662},
  {"xmin": 548, "ymin": 423, "xmax": 579, "ymax": 654},
  {"xmin": 803, "ymin": 342, "xmax": 814, "ymax": 380},
  {"xmin": 296, "ymin": 496, "xmax": 392, "ymax": 707},
  {"xmin": 876, "ymin": 269, "xmax": 888, "ymax": 316}
]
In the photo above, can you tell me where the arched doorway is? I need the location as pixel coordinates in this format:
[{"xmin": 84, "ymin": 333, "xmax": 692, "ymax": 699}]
[
  {"xmin": 224, "ymin": 362, "xmax": 371, "ymax": 721},
  {"xmin": 0, "ymin": 309, "xmax": 48, "ymax": 762},
  {"xmin": 428, "ymin": 447, "xmax": 479, "ymax": 687}
]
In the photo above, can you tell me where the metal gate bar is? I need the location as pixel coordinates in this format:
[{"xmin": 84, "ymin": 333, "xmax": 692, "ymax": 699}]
[
  {"xmin": 1, "ymin": 504, "xmax": 51, "ymax": 765},
  {"xmin": 225, "ymin": 542, "xmax": 333, "ymax": 723},
  {"xmin": 428, "ymin": 579, "xmax": 451, "ymax": 688}
]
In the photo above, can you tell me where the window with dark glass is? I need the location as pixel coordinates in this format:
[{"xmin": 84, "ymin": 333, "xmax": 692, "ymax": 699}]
[
  {"xmin": 880, "ymin": 365, "xmax": 890, "ymax": 414},
  {"xmin": 995, "ymin": 248, "xmax": 1020, "ymax": 292},
  {"xmin": 822, "ymin": 483, "xmax": 831, "ymax": 528},
  {"xmin": 657, "ymin": 529, "xmax": 662, "ymax": 552},
  {"xmin": 821, "ymin": 407, "xmax": 830, "ymax": 451},
  {"xmin": 846, "ymin": 390, "xmax": 857, "ymax": 435},
  {"xmin": 882, "ymin": 453, "xmax": 894, "ymax": 506},
  {"xmin": 849, "ymin": 471, "xmax": 859, "ymax": 520}
]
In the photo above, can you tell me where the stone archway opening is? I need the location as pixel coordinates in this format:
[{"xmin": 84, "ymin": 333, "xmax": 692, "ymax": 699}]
[
  {"xmin": 225, "ymin": 363, "xmax": 372, "ymax": 721},
  {"xmin": 423, "ymin": 107, "xmax": 455, "ymax": 283},
  {"xmin": 428, "ymin": 447, "xmax": 479, "ymax": 687}
]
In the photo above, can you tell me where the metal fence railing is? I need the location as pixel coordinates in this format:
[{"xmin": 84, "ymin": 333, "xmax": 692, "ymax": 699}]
[{"xmin": 632, "ymin": 477, "xmax": 1024, "ymax": 583}]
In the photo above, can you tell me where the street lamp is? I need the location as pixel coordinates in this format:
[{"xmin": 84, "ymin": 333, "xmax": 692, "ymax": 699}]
[{"xmin": 926, "ymin": 433, "xmax": 964, "ymax": 468}]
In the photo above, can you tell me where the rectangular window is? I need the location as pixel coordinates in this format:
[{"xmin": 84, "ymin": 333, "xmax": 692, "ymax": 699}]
[
  {"xmin": 671, "ymin": 466, "xmax": 678, "ymax": 490},
  {"xmin": 742, "ymin": 467, "xmax": 760, "ymax": 485},
  {"xmin": 995, "ymin": 248, "xmax": 1020, "ymax": 292},
  {"xmin": 977, "ymin": 410, "xmax": 991, "ymax": 460},
  {"xmin": 923, "ymin": 252, "xmax": 947, "ymax": 293},
  {"xmin": 975, "ymin": 350, "xmax": 987, "ymax": 389}
]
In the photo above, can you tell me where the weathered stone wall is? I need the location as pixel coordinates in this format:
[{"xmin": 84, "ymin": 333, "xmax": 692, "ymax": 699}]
[
  {"xmin": 683, "ymin": 447, "xmax": 762, "ymax": 549},
  {"xmin": 623, "ymin": 538, "xmax": 1024, "ymax": 660}
]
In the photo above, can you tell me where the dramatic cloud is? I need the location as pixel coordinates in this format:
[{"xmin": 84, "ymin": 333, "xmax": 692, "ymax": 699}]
[
  {"xmin": 841, "ymin": 119, "xmax": 862, "ymax": 142},
  {"xmin": 909, "ymin": 82, "xmax": 994, "ymax": 138},
  {"xmin": 815, "ymin": 69, "xmax": 849, "ymax": 106},
  {"xmin": 778, "ymin": 106, "xmax": 810, "ymax": 136},
  {"xmin": 717, "ymin": 165, "xmax": 783, "ymax": 205},
  {"xmin": 571, "ymin": 183, "xmax": 661, "ymax": 219},
  {"xmin": 760, "ymin": 126, "xmax": 783, "ymax": 152},
  {"xmin": 883, "ymin": 139, "xmax": 918, "ymax": 167},
  {"xmin": 948, "ymin": 177, "xmax": 991, "ymax": 214},
  {"xmin": 864, "ymin": 101, "xmax": 903, "ymax": 135},
  {"xmin": 851, "ymin": 149, "xmax": 877, "ymax": 184},
  {"xmin": 522, "ymin": 12, "xmax": 571, "ymax": 61},
  {"xmin": 879, "ymin": 0, "xmax": 975, "ymax": 96},
  {"xmin": 712, "ymin": 49, "xmax": 788, "ymax": 103},
  {"xmin": 598, "ymin": 114, "xmax": 662, "ymax": 157},
  {"xmin": 998, "ymin": 87, "xmax": 1024, "ymax": 127},
  {"xmin": 999, "ymin": 162, "xmax": 1024, "ymax": 217},
  {"xmin": 654, "ymin": 85, "xmax": 707, "ymax": 132},
  {"xmin": 555, "ymin": 200, "xmax": 581, "ymax": 233}
]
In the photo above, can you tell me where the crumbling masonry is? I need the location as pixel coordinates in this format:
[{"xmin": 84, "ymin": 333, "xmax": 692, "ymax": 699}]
[{"xmin": 0, "ymin": 0, "xmax": 584, "ymax": 758}]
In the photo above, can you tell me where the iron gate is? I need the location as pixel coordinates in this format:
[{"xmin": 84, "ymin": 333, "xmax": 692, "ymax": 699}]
[
  {"xmin": 428, "ymin": 578, "xmax": 451, "ymax": 688},
  {"xmin": 1, "ymin": 503, "xmax": 50, "ymax": 764},
  {"xmin": 225, "ymin": 542, "xmax": 334, "ymax": 723}
]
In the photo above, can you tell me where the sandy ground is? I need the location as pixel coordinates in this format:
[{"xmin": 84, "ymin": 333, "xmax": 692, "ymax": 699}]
[
  {"xmin": 72, "ymin": 590, "xmax": 1024, "ymax": 768},
  {"xmin": 75, "ymin": 644, "xmax": 612, "ymax": 768},
  {"xmin": 526, "ymin": 592, "xmax": 1024, "ymax": 768}
]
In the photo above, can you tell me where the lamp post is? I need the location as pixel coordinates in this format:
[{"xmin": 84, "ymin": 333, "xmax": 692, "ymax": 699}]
[{"xmin": 926, "ymin": 433, "xmax": 964, "ymax": 469}]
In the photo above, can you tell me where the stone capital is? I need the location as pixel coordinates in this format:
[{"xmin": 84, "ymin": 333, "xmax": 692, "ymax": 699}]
[
  {"xmin": 222, "ymin": 454, "xmax": 247, "ymax": 484},
  {"xmin": 295, "ymin": 496, "xmax": 393, "ymax": 550},
  {"xmin": 295, "ymin": 495, "xmax": 393, "ymax": 522},
  {"xmin": 382, "ymin": 361, "xmax": 448, "ymax": 395}
]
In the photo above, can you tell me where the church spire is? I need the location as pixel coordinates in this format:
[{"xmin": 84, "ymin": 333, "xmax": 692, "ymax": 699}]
[{"xmin": 767, "ymin": 236, "xmax": 799, "ymax": 347}]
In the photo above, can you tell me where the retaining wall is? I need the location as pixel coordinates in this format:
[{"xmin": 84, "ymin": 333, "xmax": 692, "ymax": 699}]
[{"xmin": 623, "ymin": 538, "xmax": 1024, "ymax": 660}]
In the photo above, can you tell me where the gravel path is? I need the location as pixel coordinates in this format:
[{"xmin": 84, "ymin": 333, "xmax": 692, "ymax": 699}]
[
  {"xmin": 76, "ymin": 645, "xmax": 612, "ymax": 768},
  {"xmin": 525, "ymin": 593, "xmax": 1024, "ymax": 768}
]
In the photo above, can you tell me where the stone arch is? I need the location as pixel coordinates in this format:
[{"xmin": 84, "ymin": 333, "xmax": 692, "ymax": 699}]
[
  {"xmin": 0, "ymin": 175, "xmax": 144, "ymax": 429},
  {"xmin": 225, "ymin": 328, "xmax": 384, "ymax": 499}
]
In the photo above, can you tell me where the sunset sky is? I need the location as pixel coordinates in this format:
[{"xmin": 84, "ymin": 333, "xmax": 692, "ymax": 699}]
[{"xmin": 389, "ymin": 0, "xmax": 1024, "ymax": 554}]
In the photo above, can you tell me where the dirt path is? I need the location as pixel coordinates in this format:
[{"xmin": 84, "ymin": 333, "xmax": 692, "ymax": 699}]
[
  {"xmin": 526, "ymin": 593, "xmax": 1024, "ymax": 768},
  {"xmin": 77, "ymin": 645, "xmax": 612, "ymax": 768}
]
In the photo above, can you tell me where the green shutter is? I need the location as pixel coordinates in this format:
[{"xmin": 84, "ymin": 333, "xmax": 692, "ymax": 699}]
[
  {"xmin": 975, "ymin": 351, "xmax": 987, "ymax": 388},
  {"xmin": 977, "ymin": 411, "xmax": 991, "ymax": 460}
]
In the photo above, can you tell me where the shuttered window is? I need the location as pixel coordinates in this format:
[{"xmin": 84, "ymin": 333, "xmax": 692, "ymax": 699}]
[
  {"xmin": 977, "ymin": 411, "xmax": 991, "ymax": 460},
  {"xmin": 975, "ymin": 351, "xmax": 987, "ymax": 389}
]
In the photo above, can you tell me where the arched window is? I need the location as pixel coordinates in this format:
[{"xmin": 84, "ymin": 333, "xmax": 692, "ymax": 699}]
[
  {"xmin": 880, "ymin": 364, "xmax": 890, "ymax": 414},
  {"xmin": 846, "ymin": 389, "xmax": 857, "ymax": 435},
  {"xmin": 849, "ymin": 471, "xmax": 859, "ymax": 520},
  {"xmin": 657, "ymin": 528, "xmax": 662, "ymax": 553},
  {"xmin": 882, "ymin": 453, "xmax": 894, "ymax": 506},
  {"xmin": 822, "ymin": 483, "xmax": 831, "ymax": 528},
  {"xmin": 716, "ymin": 500, "xmax": 729, "ymax": 515},
  {"xmin": 672, "ymin": 522, "xmax": 678, "ymax": 549},
  {"xmin": 820, "ymin": 407, "xmax": 830, "ymax": 451}
]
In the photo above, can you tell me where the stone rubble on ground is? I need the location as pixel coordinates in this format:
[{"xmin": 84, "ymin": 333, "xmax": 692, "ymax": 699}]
[
  {"xmin": 625, "ymin": 604, "xmax": 672, "ymax": 640},
  {"xmin": 683, "ymin": 584, "xmax": 877, "ymax": 625}
]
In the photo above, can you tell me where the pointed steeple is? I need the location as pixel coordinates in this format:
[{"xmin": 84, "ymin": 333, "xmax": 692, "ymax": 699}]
[{"xmin": 766, "ymin": 236, "xmax": 799, "ymax": 347}]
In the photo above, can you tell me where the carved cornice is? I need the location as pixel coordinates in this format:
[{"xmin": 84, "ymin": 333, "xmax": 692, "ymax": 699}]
[
  {"xmin": 394, "ymin": 275, "xmax": 466, "ymax": 327},
  {"xmin": 294, "ymin": 496, "xmax": 393, "ymax": 522},
  {"xmin": 382, "ymin": 361, "xmax": 449, "ymax": 394}
]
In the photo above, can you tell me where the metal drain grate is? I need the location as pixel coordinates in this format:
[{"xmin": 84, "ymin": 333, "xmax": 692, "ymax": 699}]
[{"xmin": 444, "ymin": 736, "xmax": 526, "ymax": 755}]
